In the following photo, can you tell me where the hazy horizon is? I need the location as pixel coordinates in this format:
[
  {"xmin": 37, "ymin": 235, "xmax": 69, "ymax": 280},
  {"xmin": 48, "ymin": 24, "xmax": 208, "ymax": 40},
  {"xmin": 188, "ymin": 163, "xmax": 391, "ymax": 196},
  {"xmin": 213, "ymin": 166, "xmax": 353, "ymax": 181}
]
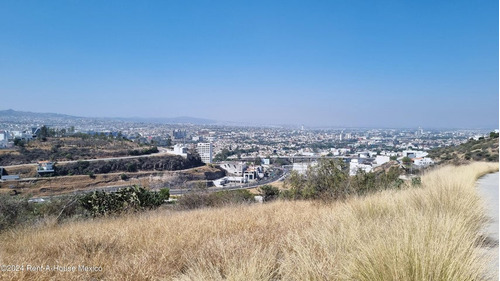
[
  {"xmin": 1, "ymin": 108, "xmax": 497, "ymax": 131},
  {"xmin": 0, "ymin": 1, "xmax": 498, "ymax": 128}
]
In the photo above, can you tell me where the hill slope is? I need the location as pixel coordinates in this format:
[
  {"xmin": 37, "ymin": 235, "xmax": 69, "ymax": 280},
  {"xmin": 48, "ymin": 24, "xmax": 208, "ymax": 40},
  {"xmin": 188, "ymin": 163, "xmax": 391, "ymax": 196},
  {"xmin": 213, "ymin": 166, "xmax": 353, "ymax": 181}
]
[
  {"xmin": 0, "ymin": 162, "xmax": 497, "ymax": 280},
  {"xmin": 428, "ymin": 133, "xmax": 499, "ymax": 163},
  {"xmin": 0, "ymin": 109, "xmax": 216, "ymax": 124}
]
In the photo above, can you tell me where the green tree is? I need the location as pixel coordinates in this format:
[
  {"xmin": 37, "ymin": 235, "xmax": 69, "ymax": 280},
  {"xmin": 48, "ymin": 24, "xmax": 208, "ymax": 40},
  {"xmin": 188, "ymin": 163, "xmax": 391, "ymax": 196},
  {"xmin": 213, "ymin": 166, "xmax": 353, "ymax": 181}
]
[
  {"xmin": 350, "ymin": 169, "xmax": 377, "ymax": 195},
  {"xmin": 254, "ymin": 157, "xmax": 262, "ymax": 166},
  {"xmin": 304, "ymin": 158, "xmax": 349, "ymax": 200},
  {"xmin": 258, "ymin": 185, "xmax": 280, "ymax": 202},
  {"xmin": 402, "ymin": 156, "xmax": 412, "ymax": 166},
  {"xmin": 283, "ymin": 158, "xmax": 350, "ymax": 200},
  {"xmin": 283, "ymin": 170, "xmax": 306, "ymax": 199},
  {"xmin": 13, "ymin": 138, "xmax": 24, "ymax": 147}
]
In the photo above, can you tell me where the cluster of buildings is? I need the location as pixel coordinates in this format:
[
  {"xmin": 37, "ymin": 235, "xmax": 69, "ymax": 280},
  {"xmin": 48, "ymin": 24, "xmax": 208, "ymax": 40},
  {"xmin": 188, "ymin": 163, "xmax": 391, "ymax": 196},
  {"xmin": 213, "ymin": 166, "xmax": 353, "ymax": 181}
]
[
  {"xmin": 0, "ymin": 128, "xmax": 40, "ymax": 148},
  {"xmin": 1, "ymin": 112, "xmax": 495, "ymax": 176},
  {"xmin": 171, "ymin": 142, "xmax": 214, "ymax": 164},
  {"xmin": 213, "ymin": 161, "xmax": 267, "ymax": 187},
  {"xmin": 291, "ymin": 149, "xmax": 435, "ymax": 177}
]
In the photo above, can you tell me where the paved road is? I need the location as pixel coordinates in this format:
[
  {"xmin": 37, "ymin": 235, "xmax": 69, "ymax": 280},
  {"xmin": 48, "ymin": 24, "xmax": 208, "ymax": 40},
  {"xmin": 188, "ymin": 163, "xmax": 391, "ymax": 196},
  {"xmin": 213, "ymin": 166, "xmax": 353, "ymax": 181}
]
[{"xmin": 477, "ymin": 172, "xmax": 499, "ymax": 280}]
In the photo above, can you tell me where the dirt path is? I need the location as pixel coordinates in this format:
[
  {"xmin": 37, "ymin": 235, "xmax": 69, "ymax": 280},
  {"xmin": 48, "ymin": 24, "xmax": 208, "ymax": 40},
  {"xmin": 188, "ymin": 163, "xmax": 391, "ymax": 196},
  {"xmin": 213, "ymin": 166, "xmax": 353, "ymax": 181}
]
[{"xmin": 477, "ymin": 172, "xmax": 499, "ymax": 280}]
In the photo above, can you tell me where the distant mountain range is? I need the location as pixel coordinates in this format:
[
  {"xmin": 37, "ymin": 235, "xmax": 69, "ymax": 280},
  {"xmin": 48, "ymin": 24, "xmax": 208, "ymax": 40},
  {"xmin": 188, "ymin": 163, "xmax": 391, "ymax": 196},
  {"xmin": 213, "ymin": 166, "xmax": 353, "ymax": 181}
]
[
  {"xmin": 0, "ymin": 109, "xmax": 217, "ymax": 125},
  {"xmin": 111, "ymin": 116, "xmax": 217, "ymax": 125},
  {"xmin": 0, "ymin": 109, "xmax": 81, "ymax": 119}
]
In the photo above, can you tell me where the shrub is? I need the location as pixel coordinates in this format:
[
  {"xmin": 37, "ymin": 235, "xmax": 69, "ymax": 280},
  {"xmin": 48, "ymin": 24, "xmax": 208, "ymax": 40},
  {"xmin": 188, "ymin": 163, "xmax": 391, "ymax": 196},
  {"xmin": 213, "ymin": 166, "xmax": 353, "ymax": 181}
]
[
  {"xmin": 126, "ymin": 163, "xmax": 138, "ymax": 172},
  {"xmin": 0, "ymin": 194, "xmax": 87, "ymax": 232},
  {"xmin": 79, "ymin": 186, "xmax": 169, "ymax": 217},
  {"xmin": 0, "ymin": 195, "xmax": 34, "ymax": 231},
  {"xmin": 120, "ymin": 173, "xmax": 129, "ymax": 180},
  {"xmin": 258, "ymin": 185, "xmax": 280, "ymax": 202},
  {"xmin": 411, "ymin": 176, "xmax": 422, "ymax": 186},
  {"xmin": 283, "ymin": 159, "xmax": 404, "ymax": 201},
  {"xmin": 177, "ymin": 189, "xmax": 254, "ymax": 210},
  {"xmin": 284, "ymin": 159, "xmax": 351, "ymax": 200}
]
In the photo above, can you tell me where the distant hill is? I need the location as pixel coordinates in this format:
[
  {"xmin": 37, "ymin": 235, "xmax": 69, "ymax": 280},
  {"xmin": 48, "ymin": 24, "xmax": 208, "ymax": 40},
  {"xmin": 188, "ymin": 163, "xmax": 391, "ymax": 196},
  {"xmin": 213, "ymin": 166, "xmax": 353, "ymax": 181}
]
[
  {"xmin": 112, "ymin": 116, "xmax": 217, "ymax": 125},
  {"xmin": 0, "ymin": 109, "xmax": 216, "ymax": 125},
  {"xmin": 0, "ymin": 109, "xmax": 80, "ymax": 119},
  {"xmin": 428, "ymin": 132, "xmax": 499, "ymax": 163}
]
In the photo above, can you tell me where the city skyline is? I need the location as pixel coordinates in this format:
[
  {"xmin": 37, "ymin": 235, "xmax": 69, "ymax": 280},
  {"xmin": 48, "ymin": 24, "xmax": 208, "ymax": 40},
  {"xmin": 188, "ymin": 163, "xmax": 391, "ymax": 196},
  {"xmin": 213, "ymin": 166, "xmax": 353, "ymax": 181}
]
[
  {"xmin": 0, "ymin": 108, "xmax": 497, "ymax": 130},
  {"xmin": 0, "ymin": 1, "xmax": 498, "ymax": 128}
]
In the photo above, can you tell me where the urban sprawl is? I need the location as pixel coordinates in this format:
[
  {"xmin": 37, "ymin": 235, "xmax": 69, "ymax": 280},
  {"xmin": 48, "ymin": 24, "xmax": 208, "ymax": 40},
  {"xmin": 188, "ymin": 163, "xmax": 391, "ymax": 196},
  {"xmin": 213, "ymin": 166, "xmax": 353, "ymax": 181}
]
[{"xmin": 0, "ymin": 115, "xmax": 496, "ymax": 186}]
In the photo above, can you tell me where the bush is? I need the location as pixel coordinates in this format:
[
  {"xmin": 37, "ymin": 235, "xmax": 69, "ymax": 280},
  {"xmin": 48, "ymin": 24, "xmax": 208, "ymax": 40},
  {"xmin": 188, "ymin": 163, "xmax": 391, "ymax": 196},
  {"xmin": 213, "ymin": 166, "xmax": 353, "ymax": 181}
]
[
  {"xmin": 0, "ymin": 195, "xmax": 34, "ymax": 231},
  {"xmin": 284, "ymin": 159, "xmax": 350, "ymax": 200},
  {"xmin": 177, "ymin": 189, "xmax": 254, "ymax": 210},
  {"xmin": 126, "ymin": 163, "xmax": 138, "ymax": 172},
  {"xmin": 283, "ymin": 159, "xmax": 404, "ymax": 201},
  {"xmin": 411, "ymin": 176, "xmax": 422, "ymax": 186},
  {"xmin": 258, "ymin": 185, "xmax": 280, "ymax": 202},
  {"xmin": 128, "ymin": 146, "xmax": 159, "ymax": 156},
  {"xmin": 79, "ymin": 186, "xmax": 169, "ymax": 217},
  {"xmin": 0, "ymin": 194, "xmax": 86, "ymax": 232},
  {"xmin": 120, "ymin": 173, "xmax": 129, "ymax": 180}
]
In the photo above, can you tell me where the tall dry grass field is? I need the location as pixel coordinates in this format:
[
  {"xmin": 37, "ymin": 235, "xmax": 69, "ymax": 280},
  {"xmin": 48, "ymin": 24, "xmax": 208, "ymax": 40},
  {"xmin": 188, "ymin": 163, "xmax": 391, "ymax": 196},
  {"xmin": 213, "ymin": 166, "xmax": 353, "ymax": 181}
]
[{"xmin": 0, "ymin": 162, "xmax": 497, "ymax": 280}]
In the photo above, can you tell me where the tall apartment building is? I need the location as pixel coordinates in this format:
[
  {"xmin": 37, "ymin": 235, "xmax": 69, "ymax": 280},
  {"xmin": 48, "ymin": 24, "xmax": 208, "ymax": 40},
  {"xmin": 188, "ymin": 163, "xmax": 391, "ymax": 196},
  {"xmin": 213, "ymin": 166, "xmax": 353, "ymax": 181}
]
[{"xmin": 196, "ymin": 142, "xmax": 213, "ymax": 164}]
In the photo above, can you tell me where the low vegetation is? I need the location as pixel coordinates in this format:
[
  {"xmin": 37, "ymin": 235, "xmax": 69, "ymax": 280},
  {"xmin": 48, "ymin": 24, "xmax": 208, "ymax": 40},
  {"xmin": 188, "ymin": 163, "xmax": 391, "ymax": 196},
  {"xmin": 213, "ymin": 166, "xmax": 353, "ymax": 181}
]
[
  {"xmin": 176, "ymin": 189, "xmax": 254, "ymax": 210},
  {"xmin": 428, "ymin": 132, "xmax": 499, "ymax": 163},
  {"xmin": 0, "ymin": 162, "xmax": 496, "ymax": 280},
  {"xmin": 0, "ymin": 194, "xmax": 86, "ymax": 231},
  {"xmin": 0, "ymin": 134, "xmax": 159, "ymax": 165},
  {"xmin": 282, "ymin": 158, "xmax": 404, "ymax": 200},
  {"xmin": 54, "ymin": 154, "xmax": 203, "ymax": 176},
  {"xmin": 80, "ymin": 186, "xmax": 170, "ymax": 217},
  {"xmin": 0, "ymin": 186, "xmax": 170, "ymax": 231}
]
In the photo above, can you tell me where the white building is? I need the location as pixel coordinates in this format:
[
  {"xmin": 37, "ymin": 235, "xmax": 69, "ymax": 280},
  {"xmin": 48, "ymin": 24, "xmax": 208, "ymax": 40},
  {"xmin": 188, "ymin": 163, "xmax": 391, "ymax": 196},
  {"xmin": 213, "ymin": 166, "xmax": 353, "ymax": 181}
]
[
  {"xmin": 172, "ymin": 144, "xmax": 188, "ymax": 157},
  {"xmin": 413, "ymin": 157, "xmax": 435, "ymax": 167},
  {"xmin": 349, "ymin": 159, "xmax": 373, "ymax": 176},
  {"xmin": 197, "ymin": 142, "xmax": 213, "ymax": 164},
  {"xmin": 374, "ymin": 155, "xmax": 390, "ymax": 167},
  {"xmin": 213, "ymin": 176, "xmax": 248, "ymax": 187},
  {"xmin": 402, "ymin": 150, "xmax": 428, "ymax": 159},
  {"xmin": 37, "ymin": 161, "xmax": 55, "ymax": 174},
  {"xmin": 292, "ymin": 162, "xmax": 318, "ymax": 175},
  {"xmin": 220, "ymin": 162, "xmax": 247, "ymax": 176}
]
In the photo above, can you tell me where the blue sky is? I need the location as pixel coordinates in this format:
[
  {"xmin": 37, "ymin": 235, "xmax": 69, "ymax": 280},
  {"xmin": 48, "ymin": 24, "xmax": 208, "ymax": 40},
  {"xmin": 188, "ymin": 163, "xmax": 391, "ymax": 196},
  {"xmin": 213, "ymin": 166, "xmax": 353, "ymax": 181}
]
[{"xmin": 0, "ymin": 0, "xmax": 498, "ymax": 128}]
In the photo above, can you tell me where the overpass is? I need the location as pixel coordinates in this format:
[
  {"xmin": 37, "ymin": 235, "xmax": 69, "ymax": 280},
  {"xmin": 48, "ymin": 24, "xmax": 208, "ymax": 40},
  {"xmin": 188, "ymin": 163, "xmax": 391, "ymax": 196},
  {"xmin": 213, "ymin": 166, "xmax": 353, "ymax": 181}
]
[{"xmin": 233, "ymin": 155, "xmax": 350, "ymax": 163}]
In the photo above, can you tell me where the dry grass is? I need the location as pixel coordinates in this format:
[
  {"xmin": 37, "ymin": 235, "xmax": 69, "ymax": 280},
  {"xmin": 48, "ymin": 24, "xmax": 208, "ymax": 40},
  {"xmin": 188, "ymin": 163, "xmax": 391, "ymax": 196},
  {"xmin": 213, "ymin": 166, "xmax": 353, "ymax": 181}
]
[{"xmin": 0, "ymin": 162, "xmax": 497, "ymax": 280}]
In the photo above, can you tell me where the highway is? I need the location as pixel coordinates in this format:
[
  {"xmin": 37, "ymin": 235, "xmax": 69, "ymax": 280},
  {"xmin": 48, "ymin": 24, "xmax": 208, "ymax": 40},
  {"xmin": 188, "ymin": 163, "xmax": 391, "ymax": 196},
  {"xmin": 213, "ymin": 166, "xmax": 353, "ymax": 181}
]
[{"xmin": 30, "ymin": 167, "xmax": 289, "ymax": 201}]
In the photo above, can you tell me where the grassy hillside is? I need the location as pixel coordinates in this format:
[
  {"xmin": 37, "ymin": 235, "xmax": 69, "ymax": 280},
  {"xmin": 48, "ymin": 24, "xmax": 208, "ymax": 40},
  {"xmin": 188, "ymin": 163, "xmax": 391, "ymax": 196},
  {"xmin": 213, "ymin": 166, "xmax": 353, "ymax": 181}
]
[
  {"xmin": 0, "ymin": 162, "xmax": 497, "ymax": 280},
  {"xmin": 428, "ymin": 133, "xmax": 499, "ymax": 163},
  {"xmin": 0, "ymin": 136, "xmax": 158, "ymax": 166}
]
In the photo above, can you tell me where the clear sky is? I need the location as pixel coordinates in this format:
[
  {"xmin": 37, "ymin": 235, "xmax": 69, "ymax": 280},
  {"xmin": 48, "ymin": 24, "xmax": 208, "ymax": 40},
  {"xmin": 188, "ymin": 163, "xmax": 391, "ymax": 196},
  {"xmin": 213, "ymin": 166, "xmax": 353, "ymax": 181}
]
[{"xmin": 0, "ymin": 0, "xmax": 498, "ymax": 128}]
